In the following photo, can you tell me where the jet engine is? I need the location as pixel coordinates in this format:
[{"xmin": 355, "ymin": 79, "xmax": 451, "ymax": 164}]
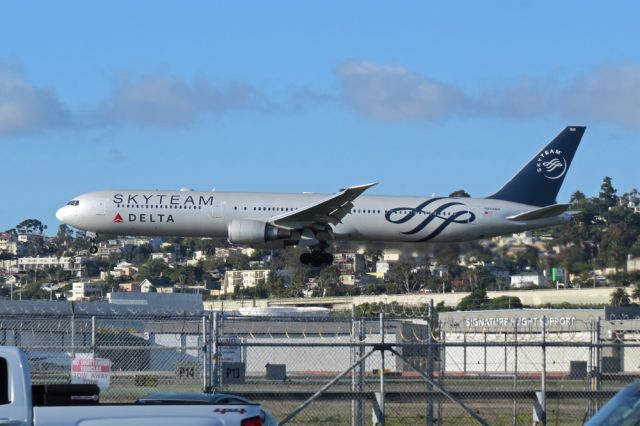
[{"xmin": 227, "ymin": 219, "xmax": 292, "ymax": 245}]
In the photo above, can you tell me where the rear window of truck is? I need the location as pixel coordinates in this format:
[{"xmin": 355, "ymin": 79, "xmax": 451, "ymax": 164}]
[{"xmin": 0, "ymin": 357, "xmax": 8, "ymax": 404}]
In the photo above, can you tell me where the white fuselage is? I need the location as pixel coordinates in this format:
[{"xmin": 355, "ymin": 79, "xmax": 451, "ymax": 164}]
[{"xmin": 56, "ymin": 189, "xmax": 570, "ymax": 244}]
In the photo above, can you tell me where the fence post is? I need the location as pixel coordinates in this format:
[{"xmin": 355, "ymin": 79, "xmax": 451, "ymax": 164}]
[
  {"xmin": 212, "ymin": 311, "xmax": 220, "ymax": 391},
  {"xmin": 70, "ymin": 302, "xmax": 75, "ymax": 358},
  {"xmin": 463, "ymin": 332, "xmax": 467, "ymax": 375},
  {"xmin": 586, "ymin": 320, "xmax": 596, "ymax": 417},
  {"xmin": 358, "ymin": 316, "xmax": 366, "ymax": 426},
  {"xmin": 379, "ymin": 312, "xmax": 385, "ymax": 425},
  {"xmin": 541, "ymin": 316, "xmax": 547, "ymax": 425},
  {"xmin": 595, "ymin": 318, "xmax": 601, "ymax": 413},
  {"xmin": 202, "ymin": 314, "xmax": 209, "ymax": 392},
  {"xmin": 438, "ymin": 327, "xmax": 445, "ymax": 426},
  {"xmin": 351, "ymin": 305, "xmax": 357, "ymax": 426},
  {"xmin": 513, "ymin": 322, "xmax": 518, "ymax": 426},
  {"xmin": 91, "ymin": 315, "xmax": 96, "ymax": 358},
  {"xmin": 427, "ymin": 299, "xmax": 434, "ymax": 426}
]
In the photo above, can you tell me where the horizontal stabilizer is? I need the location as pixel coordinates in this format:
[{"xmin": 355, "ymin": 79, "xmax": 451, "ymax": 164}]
[{"xmin": 506, "ymin": 203, "xmax": 572, "ymax": 221}]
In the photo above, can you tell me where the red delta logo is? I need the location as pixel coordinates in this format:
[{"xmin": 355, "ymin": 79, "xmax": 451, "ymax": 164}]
[{"xmin": 113, "ymin": 213, "xmax": 123, "ymax": 223}]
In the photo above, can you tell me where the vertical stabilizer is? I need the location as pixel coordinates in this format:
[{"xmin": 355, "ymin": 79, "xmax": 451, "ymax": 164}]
[{"xmin": 487, "ymin": 126, "xmax": 585, "ymax": 207}]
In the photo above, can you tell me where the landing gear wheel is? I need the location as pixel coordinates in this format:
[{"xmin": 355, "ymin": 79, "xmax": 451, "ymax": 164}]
[
  {"xmin": 89, "ymin": 236, "xmax": 98, "ymax": 255},
  {"xmin": 300, "ymin": 252, "xmax": 313, "ymax": 265},
  {"xmin": 310, "ymin": 253, "xmax": 324, "ymax": 268},
  {"xmin": 299, "ymin": 251, "xmax": 334, "ymax": 267},
  {"xmin": 320, "ymin": 252, "xmax": 334, "ymax": 265}
]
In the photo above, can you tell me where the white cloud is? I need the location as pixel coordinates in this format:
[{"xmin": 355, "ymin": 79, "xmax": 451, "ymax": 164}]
[
  {"xmin": 99, "ymin": 73, "xmax": 269, "ymax": 127},
  {"xmin": 559, "ymin": 64, "xmax": 640, "ymax": 129},
  {"xmin": 0, "ymin": 64, "xmax": 71, "ymax": 137},
  {"xmin": 336, "ymin": 61, "xmax": 640, "ymax": 129},
  {"xmin": 336, "ymin": 61, "xmax": 470, "ymax": 121}
]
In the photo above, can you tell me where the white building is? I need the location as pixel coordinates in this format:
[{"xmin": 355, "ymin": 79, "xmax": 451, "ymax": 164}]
[
  {"xmin": 376, "ymin": 262, "xmax": 390, "ymax": 277},
  {"xmin": 241, "ymin": 247, "xmax": 256, "ymax": 257},
  {"xmin": 510, "ymin": 271, "xmax": 548, "ymax": 288},
  {"xmin": 222, "ymin": 269, "xmax": 270, "ymax": 295},
  {"xmin": 100, "ymin": 261, "xmax": 139, "ymax": 280},
  {"xmin": 628, "ymin": 255, "xmax": 640, "ymax": 273},
  {"xmin": 0, "ymin": 233, "xmax": 14, "ymax": 253},
  {"xmin": 140, "ymin": 277, "xmax": 174, "ymax": 293},
  {"xmin": 17, "ymin": 256, "xmax": 85, "ymax": 276},
  {"xmin": 382, "ymin": 249, "xmax": 401, "ymax": 262},
  {"xmin": 151, "ymin": 252, "xmax": 175, "ymax": 263},
  {"xmin": 71, "ymin": 282, "xmax": 103, "ymax": 301}
]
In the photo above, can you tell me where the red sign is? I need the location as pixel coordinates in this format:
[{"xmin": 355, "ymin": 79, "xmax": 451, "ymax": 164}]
[{"xmin": 71, "ymin": 356, "xmax": 112, "ymax": 389}]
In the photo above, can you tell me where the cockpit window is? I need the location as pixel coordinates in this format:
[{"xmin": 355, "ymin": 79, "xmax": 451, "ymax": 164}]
[{"xmin": 67, "ymin": 200, "xmax": 80, "ymax": 206}]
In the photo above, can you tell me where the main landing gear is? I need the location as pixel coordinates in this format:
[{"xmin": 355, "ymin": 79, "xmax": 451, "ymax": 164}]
[{"xmin": 299, "ymin": 251, "xmax": 334, "ymax": 267}]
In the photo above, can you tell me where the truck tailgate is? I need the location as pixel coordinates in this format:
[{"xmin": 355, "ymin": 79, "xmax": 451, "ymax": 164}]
[{"xmin": 34, "ymin": 404, "xmax": 263, "ymax": 426}]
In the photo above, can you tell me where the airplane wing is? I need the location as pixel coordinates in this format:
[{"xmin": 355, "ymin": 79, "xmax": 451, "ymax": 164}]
[
  {"xmin": 270, "ymin": 182, "xmax": 378, "ymax": 230},
  {"xmin": 506, "ymin": 203, "xmax": 572, "ymax": 221}
]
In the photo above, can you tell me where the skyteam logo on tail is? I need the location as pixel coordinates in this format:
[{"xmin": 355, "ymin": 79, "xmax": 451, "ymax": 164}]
[{"xmin": 536, "ymin": 149, "xmax": 567, "ymax": 180}]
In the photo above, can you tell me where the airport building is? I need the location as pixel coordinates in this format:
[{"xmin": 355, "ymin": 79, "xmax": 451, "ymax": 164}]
[{"xmin": 438, "ymin": 307, "xmax": 640, "ymax": 375}]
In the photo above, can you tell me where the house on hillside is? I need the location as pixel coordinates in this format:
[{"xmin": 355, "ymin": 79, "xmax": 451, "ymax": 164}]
[{"xmin": 140, "ymin": 277, "xmax": 174, "ymax": 293}]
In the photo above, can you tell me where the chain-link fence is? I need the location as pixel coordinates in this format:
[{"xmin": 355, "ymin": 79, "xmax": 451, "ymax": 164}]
[{"xmin": 1, "ymin": 301, "xmax": 638, "ymax": 425}]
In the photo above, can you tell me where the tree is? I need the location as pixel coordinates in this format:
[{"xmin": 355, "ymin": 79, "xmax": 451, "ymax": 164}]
[
  {"xmin": 631, "ymin": 283, "xmax": 640, "ymax": 303},
  {"xmin": 570, "ymin": 191, "xmax": 586, "ymax": 203},
  {"xmin": 487, "ymin": 296, "xmax": 523, "ymax": 309},
  {"xmin": 265, "ymin": 272, "xmax": 287, "ymax": 297},
  {"xmin": 387, "ymin": 261, "xmax": 414, "ymax": 294},
  {"xmin": 136, "ymin": 259, "xmax": 170, "ymax": 280},
  {"xmin": 55, "ymin": 224, "xmax": 72, "ymax": 246},
  {"xmin": 599, "ymin": 176, "xmax": 618, "ymax": 208},
  {"xmin": 15, "ymin": 219, "xmax": 46, "ymax": 235},
  {"xmin": 449, "ymin": 189, "xmax": 470, "ymax": 197},
  {"xmin": 317, "ymin": 265, "xmax": 343, "ymax": 297},
  {"xmin": 456, "ymin": 288, "xmax": 490, "ymax": 311},
  {"xmin": 610, "ymin": 288, "xmax": 631, "ymax": 307}
]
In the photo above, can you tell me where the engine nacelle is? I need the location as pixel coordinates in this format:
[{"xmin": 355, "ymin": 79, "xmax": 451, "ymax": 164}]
[{"xmin": 227, "ymin": 219, "xmax": 291, "ymax": 245}]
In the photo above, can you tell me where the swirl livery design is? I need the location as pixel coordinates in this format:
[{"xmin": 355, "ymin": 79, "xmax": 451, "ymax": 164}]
[
  {"xmin": 384, "ymin": 198, "xmax": 476, "ymax": 242},
  {"xmin": 536, "ymin": 148, "xmax": 567, "ymax": 180}
]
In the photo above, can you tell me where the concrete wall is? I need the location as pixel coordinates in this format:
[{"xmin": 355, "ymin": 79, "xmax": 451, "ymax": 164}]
[{"xmin": 204, "ymin": 287, "xmax": 619, "ymax": 311}]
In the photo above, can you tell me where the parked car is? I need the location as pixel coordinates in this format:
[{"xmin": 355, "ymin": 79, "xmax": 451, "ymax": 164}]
[{"xmin": 585, "ymin": 381, "xmax": 640, "ymax": 425}]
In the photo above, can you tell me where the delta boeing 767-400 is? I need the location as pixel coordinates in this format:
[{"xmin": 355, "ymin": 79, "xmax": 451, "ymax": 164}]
[{"xmin": 56, "ymin": 126, "xmax": 585, "ymax": 266}]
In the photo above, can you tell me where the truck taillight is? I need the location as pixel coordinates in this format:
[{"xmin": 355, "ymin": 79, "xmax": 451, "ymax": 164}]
[{"xmin": 241, "ymin": 416, "xmax": 263, "ymax": 426}]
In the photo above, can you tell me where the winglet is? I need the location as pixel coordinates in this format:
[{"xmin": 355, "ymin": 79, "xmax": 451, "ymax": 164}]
[{"xmin": 339, "ymin": 182, "xmax": 378, "ymax": 192}]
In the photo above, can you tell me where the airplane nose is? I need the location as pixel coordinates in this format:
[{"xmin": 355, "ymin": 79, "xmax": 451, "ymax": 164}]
[{"xmin": 56, "ymin": 207, "xmax": 66, "ymax": 222}]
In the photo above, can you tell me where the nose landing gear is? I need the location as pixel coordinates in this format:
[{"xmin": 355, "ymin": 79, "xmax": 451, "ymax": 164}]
[{"xmin": 89, "ymin": 237, "xmax": 98, "ymax": 254}]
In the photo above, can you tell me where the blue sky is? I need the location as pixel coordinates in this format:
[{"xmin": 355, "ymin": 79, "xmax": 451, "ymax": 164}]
[{"xmin": 1, "ymin": 1, "xmax": 639, "ymax": 233}]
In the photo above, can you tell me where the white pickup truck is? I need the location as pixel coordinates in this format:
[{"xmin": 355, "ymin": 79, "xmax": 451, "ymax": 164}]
[{"xmin": 0, "ymin": 346, "xmax": 276, "ymax": 426}]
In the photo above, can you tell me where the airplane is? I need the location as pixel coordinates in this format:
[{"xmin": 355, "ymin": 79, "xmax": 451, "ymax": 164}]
[{"xmin": 56, "ymin": 126, "xmax": 585, "ymax": 267}]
